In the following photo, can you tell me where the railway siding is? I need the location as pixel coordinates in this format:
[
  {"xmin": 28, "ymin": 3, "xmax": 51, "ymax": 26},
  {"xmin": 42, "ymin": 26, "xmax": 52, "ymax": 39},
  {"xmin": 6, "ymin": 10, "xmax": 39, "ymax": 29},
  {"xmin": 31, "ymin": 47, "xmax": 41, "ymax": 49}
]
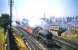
[{"xmin": 53, "ymin": 36, "xmax": 78, "ymax": 50}]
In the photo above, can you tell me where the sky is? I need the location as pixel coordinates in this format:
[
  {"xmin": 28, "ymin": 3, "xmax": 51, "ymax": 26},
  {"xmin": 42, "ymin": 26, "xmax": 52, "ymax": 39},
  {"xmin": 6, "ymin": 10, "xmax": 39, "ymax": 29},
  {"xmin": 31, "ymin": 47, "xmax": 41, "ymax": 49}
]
[{"xmin": 0, "ymin": 0, "xmax": 78, "ymax": 26}]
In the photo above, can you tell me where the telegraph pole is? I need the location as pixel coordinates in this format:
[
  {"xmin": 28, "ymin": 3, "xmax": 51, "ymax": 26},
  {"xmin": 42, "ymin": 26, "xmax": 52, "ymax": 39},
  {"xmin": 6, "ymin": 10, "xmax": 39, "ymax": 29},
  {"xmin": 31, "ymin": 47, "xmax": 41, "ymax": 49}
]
[
  {"xmin": 7, "ymin": 0, "xmax": 13, "ymax": 50},
  {"xmin": 10, "ymin": 0, "xmax": 12, "ymax": 27}
]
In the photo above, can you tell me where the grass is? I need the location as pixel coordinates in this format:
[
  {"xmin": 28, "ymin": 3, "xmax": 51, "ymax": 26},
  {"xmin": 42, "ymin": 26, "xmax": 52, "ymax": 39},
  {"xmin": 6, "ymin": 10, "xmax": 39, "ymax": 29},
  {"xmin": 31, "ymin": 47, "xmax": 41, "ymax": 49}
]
[
  {"xmin": 13, "ymin": 31, "xmax": 28, "ymax": 50},
  {"xmin": 61, "ymin": 28, "xmax": 78, "ymax": 41},
  {"xmin": 0, "ymin": 27, "xmax": 28, "ymax": 50},
  {"xmin": 0, "ymin": 27, "xmax": 5, "ymax": 50}
]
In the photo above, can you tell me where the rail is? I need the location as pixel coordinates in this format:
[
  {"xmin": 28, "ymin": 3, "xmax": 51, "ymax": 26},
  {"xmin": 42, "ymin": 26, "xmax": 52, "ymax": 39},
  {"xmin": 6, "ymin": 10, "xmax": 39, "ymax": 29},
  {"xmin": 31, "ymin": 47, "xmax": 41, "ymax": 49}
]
[{"xmin": 53, "ymin": 35, "xmax": 78, "ymax": 50}]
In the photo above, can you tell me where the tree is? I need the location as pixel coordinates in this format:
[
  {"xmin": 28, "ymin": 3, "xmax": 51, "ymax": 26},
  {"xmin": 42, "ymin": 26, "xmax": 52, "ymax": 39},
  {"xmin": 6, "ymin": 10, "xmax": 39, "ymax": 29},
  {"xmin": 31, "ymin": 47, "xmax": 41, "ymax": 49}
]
[{"xmin": 0, "ymin": 14, "xmax": 10, "ymax": 34}]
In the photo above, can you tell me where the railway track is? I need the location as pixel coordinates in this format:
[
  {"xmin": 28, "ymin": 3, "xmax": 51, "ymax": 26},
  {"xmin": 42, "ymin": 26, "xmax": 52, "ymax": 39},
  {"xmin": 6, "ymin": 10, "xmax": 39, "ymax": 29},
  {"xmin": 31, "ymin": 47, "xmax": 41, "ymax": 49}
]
[
  {"xmin": 13, "ymin": 27, "xmax": 46, "ymax": 50},
  {"xmin": 13, "ymin": 26, "xmax": 78, "ymax": 50},
  {"xmin": 53, "ymin": 35, "xmax": 78, "ymax": 50}
]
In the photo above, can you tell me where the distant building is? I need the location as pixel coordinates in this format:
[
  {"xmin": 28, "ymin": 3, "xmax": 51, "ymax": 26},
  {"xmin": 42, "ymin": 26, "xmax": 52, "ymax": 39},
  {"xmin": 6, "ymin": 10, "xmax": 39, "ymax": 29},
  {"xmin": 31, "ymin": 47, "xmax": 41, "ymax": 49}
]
[{"xmin": 67, "ymin": 19, "xmax": 78, "ymax": 30}]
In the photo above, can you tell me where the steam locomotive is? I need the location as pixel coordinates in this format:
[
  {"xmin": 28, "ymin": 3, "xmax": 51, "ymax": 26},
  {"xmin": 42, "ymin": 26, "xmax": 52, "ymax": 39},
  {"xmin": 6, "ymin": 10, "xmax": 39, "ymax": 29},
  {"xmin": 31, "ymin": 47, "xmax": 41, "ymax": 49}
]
[{"xmin": 16, "ymin": 21, "xmax": 61, "ymax": 48}]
